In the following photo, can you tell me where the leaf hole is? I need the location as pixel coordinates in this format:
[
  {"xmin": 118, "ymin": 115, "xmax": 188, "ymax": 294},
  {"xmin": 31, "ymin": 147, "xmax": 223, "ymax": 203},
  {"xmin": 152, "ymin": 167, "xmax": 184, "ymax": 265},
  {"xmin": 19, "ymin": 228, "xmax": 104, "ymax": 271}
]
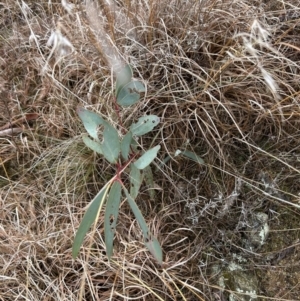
[
  {"xmin": 128, "ymin": 87, "xmax": 138, "ymax": 94},
  {"xmin": 109, "ymin": 214, "xmax": 114, "ymax": 224},
  {"xmin": 97, "ymin": 125, "xmax": 104, "ymax": 133},
  {"xmin": 97, "ymin": 125, "xmax": 104, "ymax": 141}
]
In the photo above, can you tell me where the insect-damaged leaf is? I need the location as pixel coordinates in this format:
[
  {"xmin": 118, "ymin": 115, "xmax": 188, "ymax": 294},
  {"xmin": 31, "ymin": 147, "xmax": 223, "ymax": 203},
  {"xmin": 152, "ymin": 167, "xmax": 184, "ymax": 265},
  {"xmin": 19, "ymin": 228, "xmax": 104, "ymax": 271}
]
[
  {"xmin": 130, "ymin": 115, "xmax": 160, "ymax": 136},
  {"xmin": 143, "ymin": 166, "xmax": 156, "ymax": 201},
  {"xmin": 130, "ymin": 163, "xmax": 142, "ymax": 200},
  {"xmin": 77, "ymin": 107, "xmax": 106, "ymax": 141},
  {"xmin": 104, "ymin": 181, "xmax": 122, "ymax": 260},
  {"xmin": 82, "ymin": 135, "xmax": 103, "ymax": 155},
  {"xmin": 77, "ymin": 108, "xmax": 120, "ymax": 163}
]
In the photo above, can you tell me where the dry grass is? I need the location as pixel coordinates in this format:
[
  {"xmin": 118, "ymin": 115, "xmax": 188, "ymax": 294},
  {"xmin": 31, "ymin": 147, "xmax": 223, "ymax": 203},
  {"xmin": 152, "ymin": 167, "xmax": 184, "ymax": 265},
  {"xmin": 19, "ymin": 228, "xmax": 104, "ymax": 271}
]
[{"xmin": 1, "ymin": 0, "xmax": 300, "ymax": 300}]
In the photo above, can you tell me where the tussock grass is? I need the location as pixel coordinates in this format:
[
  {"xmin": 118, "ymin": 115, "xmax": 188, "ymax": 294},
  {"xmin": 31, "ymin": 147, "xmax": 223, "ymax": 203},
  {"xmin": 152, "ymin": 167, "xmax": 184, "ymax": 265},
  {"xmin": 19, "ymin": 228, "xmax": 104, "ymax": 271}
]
[{"xmin": 1, "ymin": 0, "xmax": 300, "ymax": 300}]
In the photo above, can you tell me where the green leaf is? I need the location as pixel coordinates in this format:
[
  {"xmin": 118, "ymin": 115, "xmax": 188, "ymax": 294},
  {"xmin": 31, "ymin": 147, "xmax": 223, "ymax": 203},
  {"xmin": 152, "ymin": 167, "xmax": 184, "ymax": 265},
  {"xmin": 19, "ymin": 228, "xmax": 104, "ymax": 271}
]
[
  {"xmin": 130, "ymin": 115, "xmax": 160, "ymax": 136},
  {"xmin": 130, "ymin": 163, "xmax": 142, "ymax": 199},
  {"xmin": 117, "ymin": 81, "xmax": 145, "ymax": 107},
  {"xmin": 72, "ymin": 183, "xmax": 110, "ymax": 259},
  {"xmin": 117, "ymin": 90, "xmax": 140, "ymax": 108},
  {"xmin": 129, "ymin": 136, "xmax": 138, "ymax": 153},
  {"xmin": 134, "ymin": 145, "xmax": 161, "ymax": 170},
  {"xmin": 123, "ymin": 187, "xmax": 149, "ymax": 239},
  {"xmin": 145, "ymin": 237, "xmax": 163, "ymax": 265},
  {"xmin": 77, "ymin": 107, "xmax": 106, "ymax": 141},
  {"xmin": 116, "ymin": 64, "xmax": 132, "ymax": 96},
  {"xmin": 120, "ymin": 131, "xmax": 132, "ymax": 161},
  {"xmin": 104, "ymin": 181, "xmax": 122, "ymax": 260},
  {"xmin": 77, "ymin": 107, "xmax": 120, "ymax": 162},
  {"xmin": 143, "ymin": 166, "xmax": 155, "ymax": 200},
  {"xmin": 82, "ymin": 135, "xmax": 103, "ymax": 154},
  {"xmin": 123, "ymin": 187, "xmax": 162, "ymax": 264},
  {"xmin": 155, "ymin": 155, "xmax": 171, "ymax": 172},
  {"xmin": 179, "ymin": 150, "xmax": 204, "ymax": 165},
  {"xmin": 101, "ymin": 123, "xmax": 120, "ymax": 164}
]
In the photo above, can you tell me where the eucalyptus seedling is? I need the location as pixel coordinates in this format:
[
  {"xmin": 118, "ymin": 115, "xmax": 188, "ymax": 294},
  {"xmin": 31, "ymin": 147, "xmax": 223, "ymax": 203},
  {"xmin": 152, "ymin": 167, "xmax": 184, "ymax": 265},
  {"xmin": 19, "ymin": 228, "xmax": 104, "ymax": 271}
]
[{"xmin": 72, "ymin": 65, "xmax": 163, "ymax": 264}]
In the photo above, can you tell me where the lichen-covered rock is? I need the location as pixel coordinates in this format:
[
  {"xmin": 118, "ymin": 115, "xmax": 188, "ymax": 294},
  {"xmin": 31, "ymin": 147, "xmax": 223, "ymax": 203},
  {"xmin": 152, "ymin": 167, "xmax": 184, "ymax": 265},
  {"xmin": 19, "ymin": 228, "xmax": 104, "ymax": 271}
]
[
  {"xmin": 244, "ymin": 212, "xmax": 269, "ymax": 250},
  {"xmin": 215, "ymin": 261, "xmax": 259, "ymax": 301}
]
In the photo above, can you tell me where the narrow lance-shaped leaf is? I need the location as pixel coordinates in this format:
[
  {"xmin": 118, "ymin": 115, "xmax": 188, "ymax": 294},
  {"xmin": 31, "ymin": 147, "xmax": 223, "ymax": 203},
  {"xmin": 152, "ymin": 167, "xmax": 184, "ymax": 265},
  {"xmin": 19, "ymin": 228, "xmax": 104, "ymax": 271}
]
[
  {"xmin": 77, "ymin": 107, "xmax": 106, "ymax": 141},
  {"xmin": 104, "ymin": 181, "xmax": 122, "ymax": 260},
  {"xmin": 130, "ymin": 115, "xmax": 160, "ymax": 136},
  {"xmin": 145, "ymin": 237, "xmax": 163, "ymax": 265},
  {"xmin": 134, "ymin": 145, "xmax": 161, "ymax": 170},
  {"xmin": 130, "ymin": 163, "xmax": 142, "ymax": 200},
  {"xmin": 101, "ymin": 123, "xmax": 120, "ymax": 164},
  {"xmin": 120, "ymin": 131, "xmax": 132, "ymax": 161},
  {"xmin": 72, "ymin": 183, "xmax": 111, "ymax": 258},
  {"xmin": 178, "ymin": 150, "xmax": 205, "ymax": 165},
  {"xmin": 116, "ymin": 64, "xmax": 132, "ymax": 96},
  {"xmin": 123, "ymin": 186, "xmax": 149, "ymax": 239},
  {"xmin": 155, "ymin": 155, "xmax": 172, "ymax": 172},
  {"xmin": 122, "ymin": 187, "xmax": 163, "ymax": 264},
  {"xmin": 143, "ymin": 166, "xmax": 156, "ymax": 201},
  {"xmin": 129, "ymin": 136, "xmax": 138, "ymax": 153}
]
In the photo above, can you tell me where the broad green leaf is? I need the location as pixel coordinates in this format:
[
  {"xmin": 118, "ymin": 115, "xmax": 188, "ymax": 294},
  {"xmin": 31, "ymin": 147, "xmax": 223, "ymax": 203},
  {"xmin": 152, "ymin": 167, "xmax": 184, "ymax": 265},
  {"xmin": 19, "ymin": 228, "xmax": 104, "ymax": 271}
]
[
  {"xmin": 117, "ymin": 90, "xmax": 140, "ymax": 108},
  {"xmin": 180, "ymin": 150, "xmax": 204, "ymax": 165},
  {"xmin": 120, "ymin": 131, "xmax": 132, "ymax": 161},
  {"xmin": 134, "ymin": 145, "xmax": 161, "ymax": 170},
  {"xmin": 82, "ymin": 135, "xmax": 103, "ymax": 155},
  {"xmin": 117, "ymin": 81, "xmax": 145, "ymax": 107},
  {"xmin": 130, "ymin": 163, "xmax": 142, "ymax": 200},
  {"xmin": 72, "ymin": 183, "xmax": 110, "ymax": 258},
  {"xmin": 77, "ymin": 107, "xmax": 120, "ymax": 163},
  {"xmin": 77, "ymin": 107, "xmax": 106, "ymax": 141},
  {"xmin": 104, "ymin": 181, "xmax": 122, "ymax": 260},
  {"xmin": 123, "ymin": 187, "xmax": 162, "ymax": 264},
  {"xmin": 116, "ymin": 64, "xmax": 132, "ymax": 96},
  {"xmin": 145, "ymin": 237, "xmax": 163, "ymax": 265},
  {"xmin": 101, "ymin": 123, "xmax": 120, "ymax": 164},
  {"xmin": 143, "ymin": 166, "xmax": 155, "ymax": 200},
  {"xmin": 130, "ymin": 115, "xmax": 160, "ymax": 136}
]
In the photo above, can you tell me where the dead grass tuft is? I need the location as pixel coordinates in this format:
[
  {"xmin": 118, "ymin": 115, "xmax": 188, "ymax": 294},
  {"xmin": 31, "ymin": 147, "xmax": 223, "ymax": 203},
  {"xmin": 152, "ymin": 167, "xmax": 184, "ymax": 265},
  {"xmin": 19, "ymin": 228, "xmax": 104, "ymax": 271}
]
[{"xmin": 1, "ymin": 0, "xmax": 300, "ymax": 300}]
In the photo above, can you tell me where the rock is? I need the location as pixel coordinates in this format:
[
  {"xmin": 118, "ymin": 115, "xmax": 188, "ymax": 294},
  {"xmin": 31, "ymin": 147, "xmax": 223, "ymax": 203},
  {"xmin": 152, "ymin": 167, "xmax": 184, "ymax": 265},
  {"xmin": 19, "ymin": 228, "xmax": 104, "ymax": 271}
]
[
  {"xmin": 216, "ymin": 262, "xmax": 259, "ymax": 301},
  {"xmin": 244, "ymin": 212, "xmax": 269, "ymax": 250}
]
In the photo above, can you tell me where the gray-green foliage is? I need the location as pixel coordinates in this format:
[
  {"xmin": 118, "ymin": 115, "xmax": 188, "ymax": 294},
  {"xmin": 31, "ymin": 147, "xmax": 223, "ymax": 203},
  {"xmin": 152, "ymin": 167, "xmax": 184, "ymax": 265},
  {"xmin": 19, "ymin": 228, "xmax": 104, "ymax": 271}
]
[{"xmin": 72, "ymin": 65, "xmax": 162, "ymax": 264}]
